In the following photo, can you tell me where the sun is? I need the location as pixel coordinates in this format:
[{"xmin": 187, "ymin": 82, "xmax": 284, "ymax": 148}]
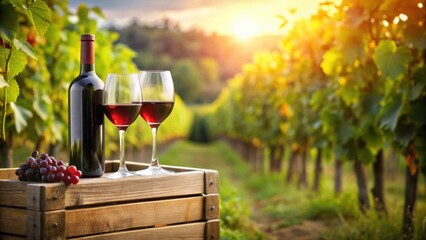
[{"xmin": 231, "ymin": 18, "xmax": 258, "ymax": 40}]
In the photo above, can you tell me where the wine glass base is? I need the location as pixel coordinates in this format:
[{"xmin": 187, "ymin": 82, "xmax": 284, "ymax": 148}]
[
  {"xmin": 104, "ymin": 168, "xmax": 134, "ymax": 179},
  {"xmin": 135, "ymin": 166, "xmax": 173, "ymax": 176}
]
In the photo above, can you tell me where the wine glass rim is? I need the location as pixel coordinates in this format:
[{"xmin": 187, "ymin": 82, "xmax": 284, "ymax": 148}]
[
  {"xmin": 139, "ymin": 70, "xmax": 171, "ymax": 73},
  {"xmin": 107, "ymin": 73, "xmax": 138, "ymax": 76}
]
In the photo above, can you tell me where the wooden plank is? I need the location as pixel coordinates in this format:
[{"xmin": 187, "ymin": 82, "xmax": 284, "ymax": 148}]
[
  {"xmin": 0, "ymin": 168, "xmax": 17, "ymax": 180},
  {"xmin": 204, "ymin": 194, "xmax": 220, "ymax": 220},
  {"xmin": 66, "ymin": 196, "xmax": 204, "ymax": 237},
  {"xmin": 0, "ymin": 207, "xmax": 27, "ymax": 235},
  {"xmin": 70, "ymin": 222, "xmax": 206, "ymax": 240},
  {"xmin": 205, "ymin": 219, "xmax": 220, "ymax": 240},
  {"xmin": 27, "ymin": 209, "xmax": 65, "ymax": 240},
  {"xmin": 64, "ymin": 171, "xmax": 205, "ymax": 207},
  {"xmin": 26, "ymin": 183, "xmax": 66, "ymax": 212},
  {"xmin": 204, "ymin": 170, "xmax": 219, "ymax": 194},
  {"xmin": 0, "ymin": 180, "xmax": 28, "ymax": 208},
  {"xmin": 0, "ymin": 233, "xmax": 26, "ymax": 240}
]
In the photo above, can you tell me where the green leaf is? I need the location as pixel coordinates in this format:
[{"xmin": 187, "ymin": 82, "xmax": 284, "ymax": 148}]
[
  {"xmin": 373, "ymin": 40, "xmax": 411, "ymax": 80},
  {"xmin": 394, "ymin": 120, "xmax": 417, "ymax": 147},
  {"xmin": 9, "ymin": 0, "xmax": 26, "ymax": 7},
  {"xmin": 6, "ymin": 78, "xmax": 19, "ymax": 102},
  {"xmin": 339, "ymin": 84, "xmax": 359, "ymax": 106},
  {"xmin": 77, "ymin": 4, "xmax": 90, "ymax": 22},
  {"xmin": 33, "ymin": 95, "xmax": 51, "ymax": 120},
  {"xmin": 409, "ymin": 66, "xmax": 426, "ymax": 100},
  {"xmin": 13, "ymin": 39, "xmax": 37, "ymax": 60},
  {"xmin": 0, "ymin": 74, "xmax": 8, "ymax": 88},
  {"xmin": 26, "ymin": 0, "xmax": 51, "ymax": 37},
  {"xmin": 361, "ymin": 91, "xmax": 382, "ymax": 115},
  {"xmin": 91, "ymin": 6, "xmax": 105, "ymax": 19},
  {"xmin": 363, "ymin": 126, "xmax": 385, "ymax": 154},
  {"xmin": 10, "ymin": 102, "xmax": 33, "ymax": 133},
  {"xmin": 321, "ymin": 48, "xmax": 341, "ymax": 76},
  {"xmin": 0, "ymin": 48, "xmax": 27, "ymax": 79},
  {"xmin": 0, "ymin": 3, "xmax": 19, "ymax": 41},
  {"xmin": 380, "ymin": 97, "xmax": 402, "ymax": 131},
  {"xmin": 337, "ymin": 123, "xmax": 354, "ymax": 143}
]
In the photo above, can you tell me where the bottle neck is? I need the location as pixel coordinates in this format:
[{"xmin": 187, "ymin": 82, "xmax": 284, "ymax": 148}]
[
  {"xmin": 80, "ymin": 64, "xmax": 95, "ymax": 74},
  {"xmin": 80, "ymin": 40, "xmax": 95, "ymax": 74}
]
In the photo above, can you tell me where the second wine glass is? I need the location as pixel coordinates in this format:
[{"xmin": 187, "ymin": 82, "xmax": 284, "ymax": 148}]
[
  {"xmin": 103, "ymin": 73, "xmax": 142, "ymax": 178},
  {"xmin": 135, "ymin": 70, "xmax": 174, "ymax": 176}
]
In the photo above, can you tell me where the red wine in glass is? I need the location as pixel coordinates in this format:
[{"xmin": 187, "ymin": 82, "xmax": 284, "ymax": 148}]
[
  {"xmin": 103, "ymin": 104, "xmax": 141, "ymax": 130},
  {"xmin": 135, "ymin": 70, "xmax": 175, "ymax": 176},
  {"xmin": 136, "ymin": 101, "xmax": 174, "ymax": 128}
]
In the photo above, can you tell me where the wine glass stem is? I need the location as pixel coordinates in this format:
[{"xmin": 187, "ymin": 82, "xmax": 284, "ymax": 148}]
[
  {"xmin": 119, "ymin": 129, "xmax": 127, "ymax": 170},
  {"xmin": 151, "ymin": 127, "xmax": 159, "ymax": 167}
]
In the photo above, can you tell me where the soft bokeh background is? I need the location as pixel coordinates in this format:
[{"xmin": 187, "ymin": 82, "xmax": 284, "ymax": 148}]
[{"xmin": 0, "ymin": 0, "xmax": 425, "ymax": 239}]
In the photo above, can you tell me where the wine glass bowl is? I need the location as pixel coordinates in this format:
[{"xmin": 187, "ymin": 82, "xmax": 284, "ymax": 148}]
[
  {"xmin": 135, "ymin": 70, "xmax": 175, "ymax": 176},
  {"xmin": 103, "ymin": 73, "xmax": 142, "ymax": 178}
]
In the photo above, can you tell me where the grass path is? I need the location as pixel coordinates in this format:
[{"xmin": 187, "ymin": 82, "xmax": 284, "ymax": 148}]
[
  {"xmin": 159, "ymin": 140, "xmax": 325, "ymax": 239},
  {"xmin": 160, "ymin": 140, "xmax": 252, "ymax": 198}
]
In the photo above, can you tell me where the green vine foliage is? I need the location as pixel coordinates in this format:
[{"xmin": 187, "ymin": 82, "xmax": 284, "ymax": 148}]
[{"xmin": 210, "ymin": 0, "xmax": 425, "ymax": 173}]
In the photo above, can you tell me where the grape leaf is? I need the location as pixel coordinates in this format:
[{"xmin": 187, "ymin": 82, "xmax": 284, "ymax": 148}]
[
  {"xmin": 337, "ymin": 123, "xmax": 354, "ymax": 143},
  {"xmin": 13, "ymin": 39, "xmax": 37, "ymax": 60},
  {"xmin": 321, "ymin": 48, "xmax": 341, "ymax": 76},
  {"xmin": 91, "ymin": 6, "xmax": 105, "ymax": 19},
  {"xmin": 9, "ymin": 0, "xmax": 25, "ymax": 7},
  {"xmin": 409, "ymin": 66, "xmax": 426, "ymax": 100},
  {"xmin": 0, "ymin": 48, "xmax": 27, "ymax": 79},
  {"xmin": 0, "ymin": 3, "xmax": 19, "ymax": 41},
  {"xmin": 361, "ymin": 91, "xmax": 382, "ymax": 115},
  {"xmin": 0, "ymin": 74, "xmax": 8, "ymax": 88},
  {"xmin": 26, "ymin": 0, "xmax": 51, "ymax": 37},
  {"xmin": 33, "ymin": 95, "xmax": 51, "ymax": 120},
  {"xmin": 380, "ymin": 97, "xmax": 402, "ymax": 131},
  {"xmin": 10, "ymin": 102, "xmax": 33, "ymax": 133},
  {"xmin": 394, "ymin": 120, "xmax": 417, "ymax": 147},
  {"xmin": 5, "ymin": 78, "xmax": 19, "ymax": 102},
  {"xmin": 373, "ymin": 40, "xmax": 411, "ymax": 80}
]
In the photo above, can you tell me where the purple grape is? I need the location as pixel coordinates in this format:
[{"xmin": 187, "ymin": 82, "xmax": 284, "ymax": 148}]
[
  {"xmin": 40, "ymin": 167, "xmax": 48, "ymax": 175},
  {"xmin": 40, "ymin": 160, "xmax": 48, "ymax": 168},
  {"xmin": 26, "ymin": 157, "xmax": 35, "ymax": 166},
  {"xmin": 31, "ymin": 161, "xmax": 38, "ymax": 169},
  {"xmin": 31, "ymin": 150, "xmax": 39, "ymax": 158},
  {"xmin": 40, "ymin": 153, "xmax": 48, "ymax": 160}
]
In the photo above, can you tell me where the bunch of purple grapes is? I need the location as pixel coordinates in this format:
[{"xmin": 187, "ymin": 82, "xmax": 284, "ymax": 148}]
[{"xmin": 15, "ymin": 150, "xmax": 81, "ymax": 185}]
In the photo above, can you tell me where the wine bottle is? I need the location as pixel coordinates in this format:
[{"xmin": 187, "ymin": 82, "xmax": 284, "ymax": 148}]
[{"xmin": 68, "ymin": 34, "xmax": 105, "ymax": 177}]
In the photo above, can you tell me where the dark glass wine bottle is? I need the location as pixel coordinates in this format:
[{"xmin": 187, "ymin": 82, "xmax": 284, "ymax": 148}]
[{"xmin": 68, "ymin": 34, "xmax": 105, "ymax": 177}]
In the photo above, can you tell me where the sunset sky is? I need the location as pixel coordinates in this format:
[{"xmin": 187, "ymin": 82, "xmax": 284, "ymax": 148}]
[{"xmin": 69, "ymin": 0, "xmax": 329, "ymax": 39}]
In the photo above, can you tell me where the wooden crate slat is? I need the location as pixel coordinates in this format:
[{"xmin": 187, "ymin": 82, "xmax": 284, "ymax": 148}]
[
  {"xmin": 70, "ymin": 222, "xmax": 206, "ymax": 240},
  {"xmin": 204, "ymin": 194, "xmax": 220, "ymax": 220},
  {"xmin": 0, "ymin": 168, "xmax": 17, "ymax": 180},
  {"xmin": 205, "ymin": 219, "xmax": 220, "ymax": 240},
  {"xmin": 66, "ymin": 196, "xmax": 204, "ymax": 237},
  {"xmin": 64, "ymin": 171, "xmax": 205, "ymax": 208},
  {"xmin": 27, "ymin": 209, "xmax": 66, "ymax": 240},
  {"xmin": 0, "ymin": 180, "xmax": 28, "ymax": 207},
  {"xmin": 0, "ymin": 233, "xmax": 26, "ymax": 240},
  {"xmin": 27, "ymin": 183, "xmax": 66, "ymax": 212},
  {"xmin": 0, "ymin": 206, "xmax": 27, "ymax": 236}
]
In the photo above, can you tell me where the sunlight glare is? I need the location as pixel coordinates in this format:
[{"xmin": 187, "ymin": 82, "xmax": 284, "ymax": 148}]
[{"xmin": 231, "ymin": 18, "xmax": 258, "ymax": 40}]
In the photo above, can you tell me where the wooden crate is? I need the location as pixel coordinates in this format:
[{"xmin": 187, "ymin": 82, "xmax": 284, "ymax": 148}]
[{"xmin": 0, "ymin": 161, "xmax": 220, "ymax": 240}]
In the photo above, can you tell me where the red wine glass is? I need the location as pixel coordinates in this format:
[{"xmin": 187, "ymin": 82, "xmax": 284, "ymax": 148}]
[
  {"xmin": 103, "ymin": 73, "xmax": 142, "ymax": 178},
  {"xmin": 135, "ymin": 70, "xmax": 174, "ymax": 175}
]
